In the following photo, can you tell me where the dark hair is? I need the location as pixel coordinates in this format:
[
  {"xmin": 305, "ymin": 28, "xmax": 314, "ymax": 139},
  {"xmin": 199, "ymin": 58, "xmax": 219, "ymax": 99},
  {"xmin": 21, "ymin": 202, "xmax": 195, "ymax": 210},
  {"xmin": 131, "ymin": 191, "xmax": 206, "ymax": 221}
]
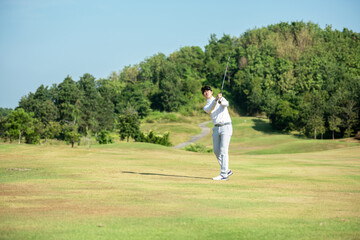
[{"xmin": 201, "ymin": 86, "xmax": 212, "ymax": 94}]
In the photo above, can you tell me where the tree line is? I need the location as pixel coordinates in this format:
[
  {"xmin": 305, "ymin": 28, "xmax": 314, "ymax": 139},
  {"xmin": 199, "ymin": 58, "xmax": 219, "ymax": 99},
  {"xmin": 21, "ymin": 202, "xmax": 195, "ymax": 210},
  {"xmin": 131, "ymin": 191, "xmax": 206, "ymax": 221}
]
[{"xmin": 0, "ymin": 21, "xmax": 359, "ymax": 145}]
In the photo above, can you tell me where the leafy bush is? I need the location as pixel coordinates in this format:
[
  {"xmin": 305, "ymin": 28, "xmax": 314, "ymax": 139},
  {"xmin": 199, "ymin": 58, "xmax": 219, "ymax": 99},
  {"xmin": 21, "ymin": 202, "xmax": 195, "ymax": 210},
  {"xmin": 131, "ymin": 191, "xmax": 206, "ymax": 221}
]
[
  {"xmin": 184, "ymin": 143, "xmax": 212, "ymax": 153},
  {"xmin": 97, "ymin": 130, "xmax": 113, "ymax": 144},
  {"xmin": 117, "ymin": 105, "xmax": 140, "ymax": 142},
  {"xmin": 135, "ymin": 130, "xmax": 172, "ymax": 146},
  {"xmin": 62, "ymin": 123, "xmax": 81, "ymax": 148}
]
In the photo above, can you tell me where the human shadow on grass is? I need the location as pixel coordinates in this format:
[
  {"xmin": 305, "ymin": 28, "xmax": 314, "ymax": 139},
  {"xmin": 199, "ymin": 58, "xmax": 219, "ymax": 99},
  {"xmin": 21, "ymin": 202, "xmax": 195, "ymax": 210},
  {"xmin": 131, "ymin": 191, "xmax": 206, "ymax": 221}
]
[{"xmin": 122, "ymin": 171, "xmax": 211, "ymax": 180}]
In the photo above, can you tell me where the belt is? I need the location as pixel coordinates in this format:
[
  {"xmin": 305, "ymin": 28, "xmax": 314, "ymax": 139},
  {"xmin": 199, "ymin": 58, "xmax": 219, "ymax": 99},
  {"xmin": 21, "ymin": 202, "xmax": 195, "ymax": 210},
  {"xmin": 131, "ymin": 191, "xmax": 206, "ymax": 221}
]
[{"xmin": 214, "ymin": 122, "xmax": 231, "ymax": 127}]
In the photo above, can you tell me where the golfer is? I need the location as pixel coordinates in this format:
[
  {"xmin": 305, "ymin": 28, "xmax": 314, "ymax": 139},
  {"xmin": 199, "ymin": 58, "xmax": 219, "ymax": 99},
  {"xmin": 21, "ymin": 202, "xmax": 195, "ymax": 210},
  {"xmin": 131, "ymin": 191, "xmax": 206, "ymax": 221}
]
[{"xmin": 202, "ymin": 86, "xmax": 233, "ymax": 181}]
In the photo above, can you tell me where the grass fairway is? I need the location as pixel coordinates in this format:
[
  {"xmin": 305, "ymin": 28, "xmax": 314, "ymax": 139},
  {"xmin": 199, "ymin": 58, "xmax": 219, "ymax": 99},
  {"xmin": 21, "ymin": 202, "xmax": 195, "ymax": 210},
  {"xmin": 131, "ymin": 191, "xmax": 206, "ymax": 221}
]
[{"xmin": 0, "ymin": 117, "xmax": 359, "ymax": 239}]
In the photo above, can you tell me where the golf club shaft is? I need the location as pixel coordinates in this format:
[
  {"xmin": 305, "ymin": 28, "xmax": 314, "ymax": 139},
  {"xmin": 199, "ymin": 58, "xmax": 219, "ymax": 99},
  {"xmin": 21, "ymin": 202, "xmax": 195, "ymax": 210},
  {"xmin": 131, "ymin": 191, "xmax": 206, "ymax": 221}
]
[
  {"xmin": 220, "ymin": 56, "xmax": 230, "ymax": 94},
  {"xmin": 218, "ymin": 56, "xmax": 230, "ymax": 104}
]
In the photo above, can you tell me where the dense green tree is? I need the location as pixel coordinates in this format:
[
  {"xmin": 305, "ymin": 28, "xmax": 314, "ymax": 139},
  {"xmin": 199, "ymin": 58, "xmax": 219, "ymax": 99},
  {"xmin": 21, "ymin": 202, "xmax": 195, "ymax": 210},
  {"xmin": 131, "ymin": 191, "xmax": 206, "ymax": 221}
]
[
  {"xmin": 169, "ymin": 46, "xmax": 205, "ymax": 79},
  {"xmin": 342, "ymin": 100, "xmax": 358, "ymax": 138},
  {"xmin": 158, "ymin": 62, "xmax": 185, "ymax": 112},
  {"xmin": 328, "ymin": 116, "xmax": 342, "ymax": 140},
  {"xmin": 117, "ymin": 105, "xmax": 140, "ymax": 142},
  {"xmin": 269, "ymin": 99, "xmax": 299, "ymax": 131},
  {"xmin": 62, "ymin": 123, "xmax": 80, "ymax": 148},
  {"xmin": 4, "ymin": 21, "xmax": 359, "ymax": 142},
  {"xmin": 138, "ymin": 53, "xmax": 167, "ymax": 85},
  {"xmin": 298, "ymin": 91, "xmax": 327, "ymax": 138},
  {"xmin": 169, "ymin": 46, "xmax": 205, "ymax": 109},
  {"xmin": 24, "ymin": 118, "xmax": 42, "ymax": 144},
  {"xmin": 97, "ymin": 130, "xmax": 113, "ymax": 144},
  {"xmin": 230, "ymin": 22, "xmax": 359, "ymax": 138},
  {"xmin": 97, "ymin": 98, "xmax": 115, "ymax": 131},
  {"xmin": 0, "ymin": 108, "xmax": 13, "ymax": 118},
  {"xmin": 203, "ymin": 34, "xmax": 237, "ymax": 89},
  {"xmin": 18, "ymin": 85, "xmax": 58, "ymax": 125},
  {"xmin": 115, "ymin": 83, "xmax": 151, "ymax": 118},
  {"xmin": 2, "ymin": 108, "xmax": 36, "ymax": 144},
  {"xmin": 119, "ymin": 65, "xmax": 140, "ymax": 84},
  {"xmin": 77, "ymin": 73, "xmax": 101, "ymax": 134},
  {"xmin": 43, "ymin": 121, "xmax": 61, "ymax": 144},
  {"xmin": 54, "ymin": 76, "xmax": 82, "ymax": 122},
  {"xmin": 97, "ymin": 77, "xmax": 123, "ymax": 104}
]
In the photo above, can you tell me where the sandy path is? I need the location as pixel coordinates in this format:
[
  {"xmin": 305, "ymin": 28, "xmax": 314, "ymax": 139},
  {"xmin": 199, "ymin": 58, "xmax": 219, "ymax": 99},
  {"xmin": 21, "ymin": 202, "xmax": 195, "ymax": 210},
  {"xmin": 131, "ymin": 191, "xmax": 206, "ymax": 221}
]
[{"xmin": 173, "ymin": 121, "xmax": 212, "ymax": 149}]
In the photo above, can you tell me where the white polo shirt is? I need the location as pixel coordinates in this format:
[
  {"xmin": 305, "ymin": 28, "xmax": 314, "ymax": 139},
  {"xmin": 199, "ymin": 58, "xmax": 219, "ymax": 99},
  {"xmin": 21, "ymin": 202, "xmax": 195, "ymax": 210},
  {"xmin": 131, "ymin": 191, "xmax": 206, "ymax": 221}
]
[{"xmin": 203, "ymin": 96, "xmax": 232, "ymax": 125}]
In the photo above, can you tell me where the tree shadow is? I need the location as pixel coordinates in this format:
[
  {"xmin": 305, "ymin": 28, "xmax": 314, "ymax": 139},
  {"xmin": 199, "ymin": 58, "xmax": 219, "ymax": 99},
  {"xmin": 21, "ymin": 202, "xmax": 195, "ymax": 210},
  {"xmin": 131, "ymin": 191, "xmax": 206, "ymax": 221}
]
[
  {"xmin": 251, "ymin": 118, "xmax": 276, "ymax": 134},
  {"xmin": 122, "ymin": 171, "xmax": 211, "ymax": 180},
  {"xmin": 251, "ymin": 118, "xmax": 305, "ymax": 138}
]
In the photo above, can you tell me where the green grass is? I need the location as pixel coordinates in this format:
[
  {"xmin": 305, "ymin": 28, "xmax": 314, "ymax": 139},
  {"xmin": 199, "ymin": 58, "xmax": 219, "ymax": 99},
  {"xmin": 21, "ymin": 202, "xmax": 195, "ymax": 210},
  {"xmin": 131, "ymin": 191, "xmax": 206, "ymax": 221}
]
[
  {"xmin": 0, "ymin": 116, "xmax": 359, "ymax": 239},
  {"xmin": 140, "ymin": 112, "xmax": 208, "ymax": 146}
]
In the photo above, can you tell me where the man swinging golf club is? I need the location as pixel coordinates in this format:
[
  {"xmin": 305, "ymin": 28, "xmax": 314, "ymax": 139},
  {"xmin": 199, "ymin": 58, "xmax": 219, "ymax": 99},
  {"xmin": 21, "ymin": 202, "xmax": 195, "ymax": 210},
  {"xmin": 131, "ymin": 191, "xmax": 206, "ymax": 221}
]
[{"xmin": 201, "ymin": 57, "xmax": 233, "ymax": 181}]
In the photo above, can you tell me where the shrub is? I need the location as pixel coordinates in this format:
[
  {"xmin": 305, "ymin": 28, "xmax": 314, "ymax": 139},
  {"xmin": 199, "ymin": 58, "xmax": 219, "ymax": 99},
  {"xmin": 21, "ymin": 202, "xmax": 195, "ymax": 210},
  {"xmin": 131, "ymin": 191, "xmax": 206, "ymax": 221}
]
[
  {"xmin": 97, "ymin": 130, "xmax": 114, "ymax": 144},
  {"xmin": 135, "ymin": 130, "xmax": 172, "ymax": 146},
  {"xmin": 185, "ymin": 143, "xmax": 212, "ymax": 153}
]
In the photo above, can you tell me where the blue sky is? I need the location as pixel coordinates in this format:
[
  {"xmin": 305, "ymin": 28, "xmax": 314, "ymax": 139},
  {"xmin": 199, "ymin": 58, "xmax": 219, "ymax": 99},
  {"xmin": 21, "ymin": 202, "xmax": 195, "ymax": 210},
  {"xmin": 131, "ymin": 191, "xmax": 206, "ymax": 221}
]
[{"xmin": 1, "ymin": 0, "xmax": 359, "ymax": 108}]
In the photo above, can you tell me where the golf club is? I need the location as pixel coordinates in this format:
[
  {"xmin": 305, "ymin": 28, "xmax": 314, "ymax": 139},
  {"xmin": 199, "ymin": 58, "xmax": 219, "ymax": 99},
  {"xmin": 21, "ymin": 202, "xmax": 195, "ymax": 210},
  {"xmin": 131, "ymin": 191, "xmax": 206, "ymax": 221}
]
[{"xmin": 219, "ymin": 56, "xmax": 230, "ymax": 103}]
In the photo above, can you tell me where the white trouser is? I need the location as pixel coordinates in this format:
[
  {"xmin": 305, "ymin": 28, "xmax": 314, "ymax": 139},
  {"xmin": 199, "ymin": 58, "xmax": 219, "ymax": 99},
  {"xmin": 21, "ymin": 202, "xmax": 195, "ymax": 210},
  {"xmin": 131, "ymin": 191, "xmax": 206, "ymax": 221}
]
[{"xmin": 212, "ymin": 124, "xmax": 233, "ymax": 175}]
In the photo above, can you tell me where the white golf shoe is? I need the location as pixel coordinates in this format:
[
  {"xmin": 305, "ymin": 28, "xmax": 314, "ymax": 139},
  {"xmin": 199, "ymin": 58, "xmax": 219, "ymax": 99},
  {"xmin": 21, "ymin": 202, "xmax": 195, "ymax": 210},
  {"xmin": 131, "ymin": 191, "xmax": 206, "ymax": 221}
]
[{"xmin": 212, "ymin": 173, "xmax": 228, "ymax": 181}]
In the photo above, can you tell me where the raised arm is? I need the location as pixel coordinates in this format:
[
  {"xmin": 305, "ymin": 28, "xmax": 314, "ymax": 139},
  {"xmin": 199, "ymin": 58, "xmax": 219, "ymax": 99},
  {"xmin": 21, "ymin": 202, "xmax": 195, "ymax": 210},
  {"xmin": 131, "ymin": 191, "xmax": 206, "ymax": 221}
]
[
  {"xmin": 203, "ymin": 98, "xmax": 216, "ymax": 113},
  {"xmin": 219, "ymin": 97, "xmax": 229, "ymax": 107}
]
